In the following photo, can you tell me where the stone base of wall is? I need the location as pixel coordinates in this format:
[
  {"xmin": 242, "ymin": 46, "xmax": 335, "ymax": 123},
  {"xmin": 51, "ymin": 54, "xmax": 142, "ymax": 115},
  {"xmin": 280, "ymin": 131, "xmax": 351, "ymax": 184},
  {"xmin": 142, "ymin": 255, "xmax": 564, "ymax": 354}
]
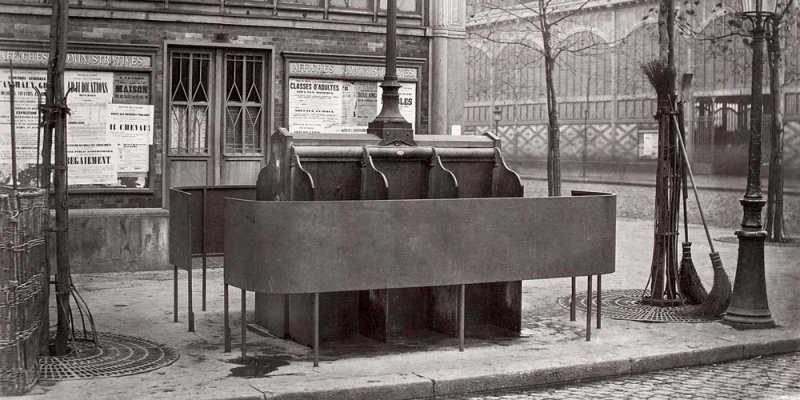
[{"xmin": 50, "ymin": 208, "xmax": 169, "ymax": 274}]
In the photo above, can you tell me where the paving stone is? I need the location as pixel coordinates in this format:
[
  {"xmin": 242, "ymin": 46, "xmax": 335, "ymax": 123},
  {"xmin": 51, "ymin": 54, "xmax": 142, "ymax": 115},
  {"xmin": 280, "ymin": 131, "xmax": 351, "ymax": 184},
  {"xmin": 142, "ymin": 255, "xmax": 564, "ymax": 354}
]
[{"xmin": 448, "ymin": 352, "xmax": 800, "ymax": 399}]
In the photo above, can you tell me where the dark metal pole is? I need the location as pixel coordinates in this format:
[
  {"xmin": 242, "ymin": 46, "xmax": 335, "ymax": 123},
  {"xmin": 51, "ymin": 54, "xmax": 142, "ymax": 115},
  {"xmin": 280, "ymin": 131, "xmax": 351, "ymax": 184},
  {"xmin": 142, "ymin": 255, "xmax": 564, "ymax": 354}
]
[
  {"xmin": 722, "ymin": 15, "xmax": 775, "ymax": 329},
  {"xmin": 367, "ymin": 0, "xmax": 415, "ymax": 146}
]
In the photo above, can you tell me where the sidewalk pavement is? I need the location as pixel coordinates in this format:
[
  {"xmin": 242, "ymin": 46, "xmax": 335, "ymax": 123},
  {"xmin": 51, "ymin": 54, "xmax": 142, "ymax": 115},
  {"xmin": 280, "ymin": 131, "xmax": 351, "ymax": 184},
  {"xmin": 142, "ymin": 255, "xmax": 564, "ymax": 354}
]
[{"xmin": 23, "ymin": 218, "xmax": 800, "ymax": 400}]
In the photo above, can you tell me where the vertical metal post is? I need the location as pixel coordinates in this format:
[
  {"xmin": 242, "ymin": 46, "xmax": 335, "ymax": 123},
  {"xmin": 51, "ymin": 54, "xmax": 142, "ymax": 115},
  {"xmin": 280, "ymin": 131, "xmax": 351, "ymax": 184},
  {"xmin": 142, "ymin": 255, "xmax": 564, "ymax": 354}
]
[
  {"xmin": 201, "ymin": 188, "xmax": 208, "ymax": 312},
  {"xmin": 173, "ymin": 265, "xmax": 178, "ymax": 322},
  {"xmin": 313, "ymin": 292, "xmax": 319, "ymax": 367},
  {"xmin": 597, "ymin": 275, "xmax": 602, "ymax": 329},
  {"xmin": 458, "ymin": 284, "xmax": 465, "ymax": 352},
  {"xmin": 188, "ymin": 267, "xmax": 194, "ymax": 332},
  {"xmin": 570, "ymin": 277, "xmax": 576, "ymax": 321},
  {"xmin": 241, "ymin": 289, "xmax": 247, "ymax": 359},
  {"xmin": 224, "ymin": 284, "xmax": 230, "ymax": 353},
  {"xmin": 723, "ymin": 12, "xmax": 775, "ymax": 329},
  {"xmin": 585, "ymin": 275, "xmax": 592, "ymax": 341},
  {"xmin": 202, "ymin": 255, "xmax": 207, "ymax": 311},
  {"xmin": 367, "ymin": 0, "xmax": 414, "ymax": 146}
]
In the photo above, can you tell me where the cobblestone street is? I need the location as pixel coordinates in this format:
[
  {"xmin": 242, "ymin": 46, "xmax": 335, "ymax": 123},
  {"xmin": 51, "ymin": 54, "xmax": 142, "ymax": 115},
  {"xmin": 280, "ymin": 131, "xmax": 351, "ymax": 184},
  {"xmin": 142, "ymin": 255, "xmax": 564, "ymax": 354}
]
[{"xmin": 449, "ymin": 352, "xmax": 800, "ymax": 400}]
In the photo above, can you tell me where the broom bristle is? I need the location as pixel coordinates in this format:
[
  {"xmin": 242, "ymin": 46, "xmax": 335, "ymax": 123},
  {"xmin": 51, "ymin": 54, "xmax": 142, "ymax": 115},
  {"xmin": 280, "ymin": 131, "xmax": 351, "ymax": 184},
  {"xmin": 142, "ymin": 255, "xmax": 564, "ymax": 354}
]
[
  {"xmin": 696, "ymin": 252, "xmax": 731, "ymax": 316},
  {"xmin": 679, "ymin": 242, "xmax": 707, "ymax": 305},
  {"xmin": 640, "ymin": 59, "xmax": 676, "ymax": 99}
]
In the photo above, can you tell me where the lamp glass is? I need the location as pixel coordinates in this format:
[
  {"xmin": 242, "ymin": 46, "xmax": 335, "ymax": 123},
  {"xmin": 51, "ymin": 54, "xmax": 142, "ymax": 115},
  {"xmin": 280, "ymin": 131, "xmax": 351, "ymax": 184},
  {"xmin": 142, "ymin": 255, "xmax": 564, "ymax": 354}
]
[
  {"xmin": 741, "ymin": 0, "xmax": 777, "ymax": 14},
  {"xmin": 493, "ymin": 107, "xmax": 502, "ymax": 122}
]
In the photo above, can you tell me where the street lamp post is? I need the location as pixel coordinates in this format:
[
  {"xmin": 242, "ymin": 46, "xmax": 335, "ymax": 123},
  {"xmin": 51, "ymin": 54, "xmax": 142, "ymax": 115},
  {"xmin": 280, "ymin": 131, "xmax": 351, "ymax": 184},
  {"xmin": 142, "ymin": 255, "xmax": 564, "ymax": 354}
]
[
  {"xmin": 368, "ymin": 0, "xmax": 415, "ymax": 146},
  {"xmin": 722, "ymin": 0, "xmax": 777, "ymax": 329},
  {"xmin": 493, "ymin": 106, "xmax": 502, "ymax": 136}
]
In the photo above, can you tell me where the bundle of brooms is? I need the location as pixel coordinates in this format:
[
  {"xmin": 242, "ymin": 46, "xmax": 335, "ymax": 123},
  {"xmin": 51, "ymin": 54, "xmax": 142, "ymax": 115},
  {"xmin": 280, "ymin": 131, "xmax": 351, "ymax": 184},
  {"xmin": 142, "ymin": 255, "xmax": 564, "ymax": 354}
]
[{"xmin": 640, "ymin": 60, "xmax": 731, "ymax": 317}]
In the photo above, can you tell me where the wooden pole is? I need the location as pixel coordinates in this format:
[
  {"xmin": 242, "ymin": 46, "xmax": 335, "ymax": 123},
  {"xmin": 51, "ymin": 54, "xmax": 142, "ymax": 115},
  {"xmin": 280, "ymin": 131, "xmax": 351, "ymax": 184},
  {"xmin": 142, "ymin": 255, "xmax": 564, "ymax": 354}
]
[{"xmin": 52, "ymin": 0, "xmax": 72, "ymax": 356}]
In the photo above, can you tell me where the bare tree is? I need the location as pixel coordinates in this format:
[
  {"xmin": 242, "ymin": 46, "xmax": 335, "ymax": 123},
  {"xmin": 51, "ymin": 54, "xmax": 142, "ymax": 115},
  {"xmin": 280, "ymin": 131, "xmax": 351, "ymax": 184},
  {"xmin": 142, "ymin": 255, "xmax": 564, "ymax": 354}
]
[
  {"xmin": 675, "ymin": 0, "xmax": 797, "ymax": 241},
  {"xmin": 469, "ymin": 0, "xmax": 605, "ymax": 196},
  {"xmin": 765, "ymin": 0, "xmax": 796, "ymax": 242}
]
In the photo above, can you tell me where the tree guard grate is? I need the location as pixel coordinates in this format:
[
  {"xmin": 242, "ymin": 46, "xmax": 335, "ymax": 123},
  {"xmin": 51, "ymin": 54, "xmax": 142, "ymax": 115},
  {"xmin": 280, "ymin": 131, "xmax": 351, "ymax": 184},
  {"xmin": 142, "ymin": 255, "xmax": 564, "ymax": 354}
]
[
  {"xmin": 39, "ymin": 332, "xmax": 179, "ymax": 380},
  {"xmin": 557, "ymin": 289, "xmax": 720, "ymax": 323}
]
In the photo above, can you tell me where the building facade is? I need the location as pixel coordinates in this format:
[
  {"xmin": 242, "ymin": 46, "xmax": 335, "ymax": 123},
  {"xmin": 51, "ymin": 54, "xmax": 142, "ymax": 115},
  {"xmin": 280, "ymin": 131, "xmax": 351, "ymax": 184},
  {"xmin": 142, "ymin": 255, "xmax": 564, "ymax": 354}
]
[
  {"xmin": 0, "ymin": 0, "xmax": 468, "ymax": 271},
  {"xmin": 465, "ymin": 0, "xmax": 800, "ymax": 177}
]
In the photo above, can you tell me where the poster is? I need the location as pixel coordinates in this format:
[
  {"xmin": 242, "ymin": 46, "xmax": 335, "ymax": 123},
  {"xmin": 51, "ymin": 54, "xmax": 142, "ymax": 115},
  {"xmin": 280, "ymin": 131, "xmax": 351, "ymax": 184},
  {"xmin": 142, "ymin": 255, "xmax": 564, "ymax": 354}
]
[
  {"xmin": 336, "ymin": 81, "xmax": 378, "ymax": 133},
  {"xmin": 288, "ymin": 78, "xmax": 344, "ymax": 134},
  {"xmin": 0, "ymin": 69, "xmax": 47, "ymax": 169},
  {"xmin": 68, "ymin": 103, "xmax": 108, "ymax": 143},
  {"xmin": 66, "ymin": 71, "xmax": 114, "ymax": 144},
  {"xmin": 288, "ymin": 78, "xmax": 417, "ymax": 135},
  {"xmin": 638, "ymin": 130, "xmax": 658, "ymax": 159},
  {"xmin": 113, "ymin": 73, "xmax": 150, "ymax": 104},
  {"xmin": 65, "ymin": 71, "xmax": 113, "ymax": 104},
  {"xmin": 118, "ymin": 144, "xmax": 149, "ymax": 173},
  {"xmin": 108, "ymin": 104, "xmax": 154, "ymax": 145},
  {"xmin": 66, "ymin": 143, "xmax": 118, "ymax": 185},
  {"xmin": 0, "ymin": 68, "xmax": 151, "ymax": 187}
]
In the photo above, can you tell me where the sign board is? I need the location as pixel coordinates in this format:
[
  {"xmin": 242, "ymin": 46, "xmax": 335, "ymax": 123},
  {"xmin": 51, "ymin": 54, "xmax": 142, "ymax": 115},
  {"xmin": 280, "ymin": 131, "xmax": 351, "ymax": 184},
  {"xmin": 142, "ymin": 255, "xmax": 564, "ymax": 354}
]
[
  {"xmin": 0, "ymin": 66, "xmax": 151, "ymax": 187},
  {"xmin": 638, "ymin": 130, "xmax": 658, "ymax": 160},
  {"xmin": 288, "ymin": 78, "xmax": 416, "ymax": 134},
  {"xmin": 0, "ymin": 50, "xmax": 151, "ymax": 69}
]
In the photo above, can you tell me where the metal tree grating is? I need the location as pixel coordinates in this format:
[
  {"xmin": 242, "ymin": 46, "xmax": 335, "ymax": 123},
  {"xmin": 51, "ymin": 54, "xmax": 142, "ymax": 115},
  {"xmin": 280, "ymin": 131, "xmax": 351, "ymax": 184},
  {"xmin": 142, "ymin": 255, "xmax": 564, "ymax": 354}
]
[
  {"xmin": 557, "ymin": 289, "xmax": 720, "ymax": 323},
  {"xmin": 39, "ymin": 332, "xmax": 180, "ymax": 380}
]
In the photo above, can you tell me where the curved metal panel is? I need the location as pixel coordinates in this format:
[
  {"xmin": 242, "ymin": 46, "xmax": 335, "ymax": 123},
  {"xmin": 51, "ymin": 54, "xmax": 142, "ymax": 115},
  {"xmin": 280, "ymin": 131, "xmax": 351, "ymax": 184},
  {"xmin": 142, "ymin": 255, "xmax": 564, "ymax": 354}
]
[{"xmin": 224, "ymin": 193, "xmax": 616, "ymax": 293}]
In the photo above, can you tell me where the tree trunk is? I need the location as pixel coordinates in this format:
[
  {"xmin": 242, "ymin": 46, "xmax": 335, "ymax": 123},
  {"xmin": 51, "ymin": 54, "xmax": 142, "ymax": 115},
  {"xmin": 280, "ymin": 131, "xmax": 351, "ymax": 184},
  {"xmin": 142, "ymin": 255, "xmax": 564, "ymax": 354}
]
[
  {"xmin": 765, "ymin": 16, "xmax": 788, "ymax": 242},
  {"xmin": 540, "ymin": 10, "xmax": 561, "ymax": 197},
  {"xmin": 51, "ymin": 0, "xmax": 72, "ymax": 356}
]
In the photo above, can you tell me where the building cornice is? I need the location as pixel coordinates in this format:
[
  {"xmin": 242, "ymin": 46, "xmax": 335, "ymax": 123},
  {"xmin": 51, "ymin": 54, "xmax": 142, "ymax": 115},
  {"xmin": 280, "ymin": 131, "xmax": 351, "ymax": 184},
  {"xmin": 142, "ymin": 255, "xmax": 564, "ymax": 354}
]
[{"xmin": 0, "ymin": 4, "xmax": 429, "ymax": 37}]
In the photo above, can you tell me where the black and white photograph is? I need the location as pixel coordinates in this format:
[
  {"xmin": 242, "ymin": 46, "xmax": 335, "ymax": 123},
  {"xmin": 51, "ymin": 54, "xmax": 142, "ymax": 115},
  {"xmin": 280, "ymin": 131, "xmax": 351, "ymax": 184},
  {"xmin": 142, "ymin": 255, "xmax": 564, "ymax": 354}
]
[{"xmin": 0, "ymin": 0, "xmax": 797, "ymax": 398}]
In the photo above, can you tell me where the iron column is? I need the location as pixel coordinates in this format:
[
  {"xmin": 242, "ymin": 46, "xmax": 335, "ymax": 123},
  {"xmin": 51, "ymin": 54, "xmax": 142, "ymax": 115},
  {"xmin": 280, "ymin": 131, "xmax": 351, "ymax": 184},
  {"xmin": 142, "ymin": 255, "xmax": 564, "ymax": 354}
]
[
  {"xmin": 368, "ymin": 0, "xmax": 415, "ymax": 146},
  {"xmin": 723, "ymin": 5, "xmax": 776, "ymax": 329}
]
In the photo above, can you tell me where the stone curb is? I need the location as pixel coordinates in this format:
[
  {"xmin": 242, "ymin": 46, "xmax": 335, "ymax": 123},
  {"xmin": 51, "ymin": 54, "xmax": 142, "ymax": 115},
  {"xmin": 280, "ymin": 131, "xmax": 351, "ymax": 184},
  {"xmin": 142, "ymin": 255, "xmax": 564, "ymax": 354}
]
[{"xmin": 232, "ymin": 337, "xmax": 800, "ymax": 399}]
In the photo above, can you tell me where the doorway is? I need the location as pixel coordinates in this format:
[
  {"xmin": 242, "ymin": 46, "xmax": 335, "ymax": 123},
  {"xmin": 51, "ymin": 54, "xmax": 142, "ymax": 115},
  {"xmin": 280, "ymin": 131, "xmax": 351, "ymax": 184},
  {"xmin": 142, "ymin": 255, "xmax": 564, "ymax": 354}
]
[{"xmin": 165, "ymin": 46, "xmax": 271, "ymax": 201}]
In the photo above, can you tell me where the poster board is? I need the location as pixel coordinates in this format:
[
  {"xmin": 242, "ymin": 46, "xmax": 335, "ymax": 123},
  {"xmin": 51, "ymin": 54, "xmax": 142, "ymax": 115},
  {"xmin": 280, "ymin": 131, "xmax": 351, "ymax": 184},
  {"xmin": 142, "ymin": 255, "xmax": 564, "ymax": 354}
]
[
  {"xmin": 288, "ymin": 78, "xmax": 416, "ymax": 134},
  {"xmin": 286, "ymin": 59, "xmax": 420, "ymax": 135},
  {"xmin": 0, "ymin": 67, "xmax": 152, "ymax": 187},
  {"xmin": 638, "ymin": 130, "xmax": 658, "ymax": 160}
]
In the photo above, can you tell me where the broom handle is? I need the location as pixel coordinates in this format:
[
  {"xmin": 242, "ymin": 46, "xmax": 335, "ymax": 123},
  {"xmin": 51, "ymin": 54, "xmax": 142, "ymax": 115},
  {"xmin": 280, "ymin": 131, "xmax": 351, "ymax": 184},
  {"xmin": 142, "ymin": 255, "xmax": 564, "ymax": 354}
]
[
  {"xmin": 679, "ymin": 103, "xmax": 689, "ymax": 241},
  {"xmin": 670, "ymin": 113, "xmax": 716, "ymax": 254}
]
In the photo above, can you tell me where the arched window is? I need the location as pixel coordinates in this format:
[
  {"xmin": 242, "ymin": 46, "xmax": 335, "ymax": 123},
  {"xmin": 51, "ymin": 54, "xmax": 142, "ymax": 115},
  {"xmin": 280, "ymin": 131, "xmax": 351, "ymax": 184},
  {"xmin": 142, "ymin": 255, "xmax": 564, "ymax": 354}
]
[
  {"xmin": 692, "ymin": 14, "xmax": 757, "ymax": 94},
  {"xmin": 616, "ymin": 23, "xmax": 659, "ymax": 96},
  {"xmin": 555, "ymin": 31, "xmax": 612, "ymax": 98},
  {"xmin": 466, "ymin": 43, "xmax": 491, "ymax": 103}
]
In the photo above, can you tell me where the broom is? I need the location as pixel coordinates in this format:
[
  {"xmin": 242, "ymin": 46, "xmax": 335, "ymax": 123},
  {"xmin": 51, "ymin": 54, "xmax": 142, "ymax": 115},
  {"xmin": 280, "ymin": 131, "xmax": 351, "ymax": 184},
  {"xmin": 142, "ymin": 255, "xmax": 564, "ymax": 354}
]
[
  {"xmin": 670, "ymin": 109, "xmax": 731, "ymax": 316},
  {"xmin": 675, "ymin": 100, "xmax": 707, "ymax": 305},
  {"xmin": 641, "ymin": 60, "xmax": 729, "ymax": 316}
]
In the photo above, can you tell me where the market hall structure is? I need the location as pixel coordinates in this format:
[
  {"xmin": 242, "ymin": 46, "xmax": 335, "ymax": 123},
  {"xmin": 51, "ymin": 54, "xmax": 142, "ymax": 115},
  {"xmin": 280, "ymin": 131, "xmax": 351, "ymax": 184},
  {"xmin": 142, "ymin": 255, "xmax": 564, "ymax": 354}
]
[{"xmin": 0, "ymin": 0, "xmax": 469, "ymax": 270}]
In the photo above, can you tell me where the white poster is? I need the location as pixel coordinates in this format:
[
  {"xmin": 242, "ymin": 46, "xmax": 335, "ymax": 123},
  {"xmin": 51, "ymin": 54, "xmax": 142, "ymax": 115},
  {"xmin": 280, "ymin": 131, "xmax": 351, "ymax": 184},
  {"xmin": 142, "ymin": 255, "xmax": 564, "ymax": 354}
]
[
  {"xmin": 288, "ymin": 79, "xmax": 344, "ymax": 134},
  {"xmin": 377, "ymin": 82, "xmax": 416, "ymax": 131},
  {"xmin": 108, "ymin": 104, "xmax": 154, "ymax": 145},
  {"xmin": 66, "ymin": 143, "xmax": 117, "ymax": 185},
  {"xmin": 118, "ymin": 144, "xmax": 149, "ymax": 173},
  {"xmin": 0, "ymin": 69, "xmax": 47, "ymax": 172},
  {"xmin": 66, "ymin": 71, "xmax": 113, "ymax": 144},
  {"xmin": 65, "ymin": 71, "xmax": 113, "ymax": 104},
  {"xmin": 68, "ymin": 103, "xmax": 108, "ymax": 144}
]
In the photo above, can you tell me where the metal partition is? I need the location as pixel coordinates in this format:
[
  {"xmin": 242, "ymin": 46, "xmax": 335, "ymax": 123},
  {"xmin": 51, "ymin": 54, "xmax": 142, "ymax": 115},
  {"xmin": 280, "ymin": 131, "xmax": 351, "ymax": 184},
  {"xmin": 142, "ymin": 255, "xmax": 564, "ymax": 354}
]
[
  {"xmin": 168, "ymin": 186, "xmax": 256, "ymax": 331},
  {"xmin": 222, "ymin": 128, "xmax": 616, "ymax": 365}
]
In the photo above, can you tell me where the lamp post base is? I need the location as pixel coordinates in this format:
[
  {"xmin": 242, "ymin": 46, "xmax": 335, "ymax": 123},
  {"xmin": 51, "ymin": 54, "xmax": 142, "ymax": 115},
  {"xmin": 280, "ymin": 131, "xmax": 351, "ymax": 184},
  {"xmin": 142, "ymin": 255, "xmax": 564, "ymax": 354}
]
[
  {"xmin": 723, "ymin": 306, "xmax": 775, "ymax": 329},
  {"xmin": 722, "ymin": 197, "xmax": 775, "ymax": 330}
]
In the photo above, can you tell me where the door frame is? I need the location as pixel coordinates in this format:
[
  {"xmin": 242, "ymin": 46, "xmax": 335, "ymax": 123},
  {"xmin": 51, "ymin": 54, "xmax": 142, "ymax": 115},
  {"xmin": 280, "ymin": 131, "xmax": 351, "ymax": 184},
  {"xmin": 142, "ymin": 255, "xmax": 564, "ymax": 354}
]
[{"xmin": 161, "ymin": 40, "xmax": 275, "ymax": 207}]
